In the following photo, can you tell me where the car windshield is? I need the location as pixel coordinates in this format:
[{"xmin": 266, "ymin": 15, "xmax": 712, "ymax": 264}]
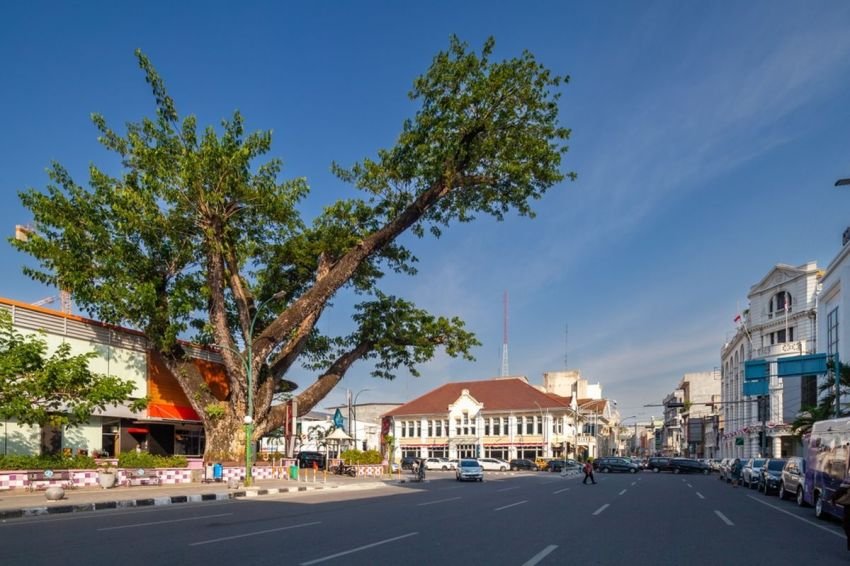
[
  {"xmin": 767, "ymin": 460, "xmax": 786, "ymax": 470},
  {"xmin": 460, "ymin": 460, "xmax": 479, "ymax": 468},
  {"xmin": 753, "ymin": 459, "xmax": 766, "ymax": 467}
]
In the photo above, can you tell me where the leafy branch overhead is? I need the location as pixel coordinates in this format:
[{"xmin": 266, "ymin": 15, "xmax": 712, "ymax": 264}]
[
  {"xmin": 13, "ymin": 35, "xmax": 573, "ymax": 459},
  {"xmin": 0, "ymin": 311, "xmax": 145, "ymax": 427}
]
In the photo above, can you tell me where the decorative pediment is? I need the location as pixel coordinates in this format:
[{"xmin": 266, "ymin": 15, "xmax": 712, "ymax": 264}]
[{"xmin": 448, "ymin": 388, "xmax": 483, "ymax": 417}]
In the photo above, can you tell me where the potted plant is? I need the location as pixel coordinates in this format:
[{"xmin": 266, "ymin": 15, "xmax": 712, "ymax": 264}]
[{"xmin": 97, "ymin": 464, "xmax": 117, "ymax": 489}]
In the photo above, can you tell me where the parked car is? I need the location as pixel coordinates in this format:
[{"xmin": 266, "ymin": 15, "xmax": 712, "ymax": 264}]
[
  {"xmin": 547, "ymin": 459, "xmax": 581, "ymax": 473},
  {"xmin": 455, "ymin": 458, "xmax": 484, "ymax": 482},
  {"xmin": 509, "ymin": 459, "xmax": 538, "ymax": 471},
  {"xmin": 296, "ymin": 451, "xmax": 326, "ymax": 469},
  {"xmin": 594, "ymin": 457, "xmax": 639, "ymax": 473},
  {"xmin": 423, "ymin": 457, "xmax": 452, "ymax": 471},
  {"xmin": 778, "ymin": 456, "xmax": 807, "ymax": 506},
  {"xmin": 758, "ymin": 458, "xmax": 788, "ymax": 495},
  {"xmin": 669, "ymin": 458, "xmax": 711, "ymax": 475},
  {"xmin": 477, "ymin": 457, "xmax": 510, "ymax": 471},
  {"xmin": 401, "ymin": 456, "xmax": 419, "ymax": 470},
  {"xmin": 742, "ymin": 458, "xmax": 766, "ymax": 489},
  {"xmin": 647, "ymin": 457, "xmax": 673, "ymax": 473}
]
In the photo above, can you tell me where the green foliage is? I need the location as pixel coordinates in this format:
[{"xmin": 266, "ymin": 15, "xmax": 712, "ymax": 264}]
[
  {"xmin": 13, "ymin": 37, "xmax": 573, "ymax": 454},
  {"xmin": 117, "ymin": 451, "xmax": 188, "ymax": 469},
  {"xmin": 0, "ymin": 454, "xmax": 97, "ymax": 470},
  {"xmin": 340, "ymin": 449, "xmax": 382, "ymax": 465},
  {"xmin": 0, "ymin": 311, "xmax": 145, "ymax": 427},
  {"xmin": 205, "ymin": 402, "xmax": 226, "ymax": 420}
]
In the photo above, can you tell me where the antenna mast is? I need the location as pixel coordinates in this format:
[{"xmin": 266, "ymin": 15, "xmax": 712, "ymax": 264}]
[
  {"xmin": 500, "ymin": 291, "xmax": 510, "ymax": 376},
  {"xmin": 564, "ymin": 323, "xmax": 569, "ymax": 369}
]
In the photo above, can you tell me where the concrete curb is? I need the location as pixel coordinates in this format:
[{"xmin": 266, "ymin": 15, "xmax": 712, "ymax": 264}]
[{"xmin": 0, "ymin": 482, "xmax": 360, "ymax": 521}]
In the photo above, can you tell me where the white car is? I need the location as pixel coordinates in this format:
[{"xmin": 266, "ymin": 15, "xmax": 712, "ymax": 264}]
[
  {"xmin": 477, "ymin": 457, "xmax": 509, "ymax": 471},
  {"xmin": 423, "ymin": 457, "xmax": 453, "ymax": 471},
  {"xmin": 456, "ymin": 459, "xmax": 484, "ymax": 482}
]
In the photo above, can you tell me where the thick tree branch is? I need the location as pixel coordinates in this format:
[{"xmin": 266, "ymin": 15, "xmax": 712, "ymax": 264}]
[
  {"xmin": 224, "ymin": 244, "xmax": 253, "ymax": 343},
  {"xmin": 265, "ymin": 341, "xmax": 373, "ymax": 432}
]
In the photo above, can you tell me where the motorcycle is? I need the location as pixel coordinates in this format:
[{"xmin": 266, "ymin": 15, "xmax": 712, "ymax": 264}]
[{"xmin": 331, "ymin": 463, "xmax": 357, "ymax": 477}]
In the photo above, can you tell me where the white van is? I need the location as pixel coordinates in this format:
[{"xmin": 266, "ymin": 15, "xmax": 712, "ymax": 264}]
[{"xmin": 804, "ymin": 417, "xmax": 850, "ymax": 519}]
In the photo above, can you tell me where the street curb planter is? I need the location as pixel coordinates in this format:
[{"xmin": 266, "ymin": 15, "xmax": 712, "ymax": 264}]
[
  {"xmin": 97, "ymin": 472, "xmax": 116, "ymax": 489},
  {"xmin": 44, "ymin": 486, "xmax": 65, "ymax": 501}
]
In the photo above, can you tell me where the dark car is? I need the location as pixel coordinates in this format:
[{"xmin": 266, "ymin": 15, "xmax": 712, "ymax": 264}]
[
  {"xmin": 594, "ymin": 457, "xmax": 639, "ymax": 473},
  {"xmin": 758, "ymin": 458, "xmax": 788, "ymax": 495},
  {"xmin": 401, "ymin": 456, "xmax": 419, "ymax": 470},
  {"xmin": 509, "ymin": 459, "xmax": 538, "ymax": 471},
  {"xmin": 547, "ymin": 459, "xmax": 581, "ymax": 473},
  {"xmin": 296, "ymin": 451, "xmax": 326, "ymax": 469},
  {"xmin": 647, "ymin": 457, "xmax": 673, "ymax": 473},
  {"xmin": 669, "ymin": 458, "xmax": 711, "ymax": 475}
]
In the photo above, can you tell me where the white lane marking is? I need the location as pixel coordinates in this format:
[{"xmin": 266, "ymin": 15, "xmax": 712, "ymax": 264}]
[
  {"xmin": 687, "ymin": 483, "xmax": 693, "ymax": 488},
  {"xmin": 497, "ymin": 486, "xmax": 521, "ymax": 492},
  {"xmin": 98, "ymin": 512, "xmax": 232, "ymax": 531},
  {"xmin": 696, "ymin": 492, "xmax": 705, "ymax": 499},
  {"xmin": 190, "ymin": 521, "xmax": 321, "ymax": 546},
  {"xmin": 592, "ymin": 504, "xmax": 609, "ymax": 516},
  {"xmin": 553, "ymin": 487, "xmax": 570, "ymax": 494},
  {"xmin": 417, "ymin": 497, "xmax": 461, "ymax": 506},
  {"xmin": 300, "ymin": 532, "xmax": 418, "ymax": 565},
  {"xmin": 618, "ymin": 489, "xmax": 627, "ymax": 496},
  {"xmin": 714, "ymin": 510, "xmax": 734, "ymax": 526},
  {"xmin": 522, "ymin": 544, "xmax": 558, "ymax": 566},
  {"xmin": 747, "ymin": 495, "xmax": 845, "ymax": 538},
  {"xmin": 494, "ymin": 500, "xmax": 528, "ymax": 511},
  {"xmin": 631, "ymin": 482, "xmax": 637, "ymax": 486}
]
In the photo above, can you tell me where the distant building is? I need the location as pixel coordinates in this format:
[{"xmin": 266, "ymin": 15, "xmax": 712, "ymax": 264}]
[{"xmin": 382, "ymin": 374, "xmax": 619, "ymax": 462}]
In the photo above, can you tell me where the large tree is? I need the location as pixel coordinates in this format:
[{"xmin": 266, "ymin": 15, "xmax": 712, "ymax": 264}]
[{"xmin": 14, "ymin": 37, "xmax": 574, "ymax": 462}]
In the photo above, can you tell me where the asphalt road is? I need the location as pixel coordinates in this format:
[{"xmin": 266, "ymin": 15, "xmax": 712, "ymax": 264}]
[{"xmin": 1, "ymin": 470, "xmax": 848, "ymax": 565}]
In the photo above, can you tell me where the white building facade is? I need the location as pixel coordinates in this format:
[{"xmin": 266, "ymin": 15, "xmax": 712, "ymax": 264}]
[{"xmin": 720, "ymin": 262, "xmax": 821, "ymax": 459}]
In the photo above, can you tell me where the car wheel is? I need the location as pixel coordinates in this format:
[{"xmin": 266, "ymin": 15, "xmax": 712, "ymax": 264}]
[
  {"xmin": 797, "ymin": 487, "xmax": 806, "ymax": 507},
  {"xmin": 815, "ymin": 492, "xmax": 825, "ymax": 519},
  {"xmin": 500, "ymin": 466, "xmax": 506, "ymax": 471},
  {"xmin": 673, "ymin": 468, "xmax": 680, "ymax": 474},
  {"xmin": 479, "ymin": 477, "xmax": 483, "ymax": 482},
  {"xmin": 442, "ymin": 466, "xmax": 448, "ymax": 471},
  {"xmin": 703, "ymin": 469, "xmax": 709, "ymax": 475},
  {"xmin": 629, "ymin": 468, "xmax": 637, "ymax": 474},
  {"xmin": 602, "ymin": 467, "xmax": 610, "ymax": 473},
  {"xmin": 653, "ymin": 467, "xmax": 660, "ymax": 473},
  {"xmin": 778, "ymin": 482, "xmax": 786, "ymax": 500}
]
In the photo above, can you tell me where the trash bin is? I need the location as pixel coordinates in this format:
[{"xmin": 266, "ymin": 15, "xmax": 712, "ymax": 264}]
[
  {"xmin": 289, "ymin": 465, "xmax": 298, "ymax": 480},
  {"xmin": 213, "ymin": 462, "xmax": 223, "ymax": 481}
]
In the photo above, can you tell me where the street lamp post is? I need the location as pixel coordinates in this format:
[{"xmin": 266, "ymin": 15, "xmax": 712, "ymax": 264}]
[
  {"xmin": 352, "ymin": 388, "xmax": 371, "ymax": 451},
  {"xmin": 620, "ymin": 416, "xmax": 637, "ymax": 456},
  {"xmin": 230, "ymin": 291, "xmax": 286, "ymax": 487}
]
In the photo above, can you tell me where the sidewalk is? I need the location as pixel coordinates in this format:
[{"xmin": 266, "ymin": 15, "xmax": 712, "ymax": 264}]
[{"xmin": 0, "ymin": 474, "xmax": 396, "ymax": 521}]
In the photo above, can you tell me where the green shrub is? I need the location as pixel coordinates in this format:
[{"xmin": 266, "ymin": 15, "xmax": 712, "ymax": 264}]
[
  {"xmin": 340, "ymin": 449, "xmax": 383, "ymax": 465},
  {"xmin": 0, "ymin": 454, "xmax": 97, "ymax": 470},
  {"xmin": 117, "ymin": 451, "xmax": 188, "ymax": 469}
]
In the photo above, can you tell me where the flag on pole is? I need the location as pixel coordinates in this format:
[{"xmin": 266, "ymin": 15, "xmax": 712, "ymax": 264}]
[{"xmin": 734, "ymin": 314, "xmax": 742, "ymax": 323}]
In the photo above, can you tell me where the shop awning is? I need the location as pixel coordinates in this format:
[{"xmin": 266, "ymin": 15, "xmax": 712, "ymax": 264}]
[{"xmin": 127, "ymin": 427, "xmax": 149, "ymax": 434}]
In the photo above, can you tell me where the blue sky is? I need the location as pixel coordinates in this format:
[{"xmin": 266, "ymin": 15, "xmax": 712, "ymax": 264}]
[{"xmin": 2, "ymin": 1, "xmax": 850, "ymax": 421}]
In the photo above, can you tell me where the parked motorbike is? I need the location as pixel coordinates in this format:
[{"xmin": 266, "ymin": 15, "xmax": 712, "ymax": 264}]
[{"xmin": 331, "ymin": 463, "xmax": 357, "ymax": 477}]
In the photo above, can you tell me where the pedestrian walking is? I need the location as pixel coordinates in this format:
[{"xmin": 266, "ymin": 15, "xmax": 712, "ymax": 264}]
[
  {"xmin": 730, "ymin": 458, "xmax": 742, "ymax": 488},
  {"xmin": 582, "ymin": 460, "xmax": 596, "ymax": 485}
]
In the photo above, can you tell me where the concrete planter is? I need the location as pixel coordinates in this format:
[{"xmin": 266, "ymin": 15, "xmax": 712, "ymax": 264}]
[
  {"xmin": 97, "ymin": 472, "xmax": 116, "ymax": 489},
  {"xmin": 44, "ymin": 486, "xmax": 65, "ymax": 501}
]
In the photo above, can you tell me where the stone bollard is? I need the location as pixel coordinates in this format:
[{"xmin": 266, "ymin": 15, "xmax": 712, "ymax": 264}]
[{"xmin": 45, "ymin": 486, "xmax": 65, "ymax": 501}]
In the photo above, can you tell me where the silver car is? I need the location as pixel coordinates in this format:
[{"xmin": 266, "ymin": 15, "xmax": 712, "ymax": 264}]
[
  {"xmin": 778, "ymin": 456, "xmax": 807, "ymax": 506},
  {"xmin": 456, "ymin": 458, "xmax": 484, "ymax": 482},
  {"xmin": 742, "ymin": 458, "xmax": 766, "ymax": 489}
]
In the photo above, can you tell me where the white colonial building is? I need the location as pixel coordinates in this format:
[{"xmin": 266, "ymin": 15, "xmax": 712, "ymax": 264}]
[{"xmin": 720, "ymin": 262, "xmax": 821, "ymax": 459}]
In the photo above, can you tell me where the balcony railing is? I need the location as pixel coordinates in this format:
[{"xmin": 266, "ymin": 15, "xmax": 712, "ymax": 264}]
[{"xmin": 755, "ymin": 340, "xmax": 809, "ymax": 358}]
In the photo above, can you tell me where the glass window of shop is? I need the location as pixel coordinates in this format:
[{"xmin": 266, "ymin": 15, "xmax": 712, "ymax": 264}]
[{"xmin": 174, "ymin": 427, "xmax": 205, "ymax": 456}]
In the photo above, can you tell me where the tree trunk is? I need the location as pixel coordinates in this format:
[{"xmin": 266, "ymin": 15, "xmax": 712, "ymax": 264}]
[{"xmin": 203, "ymin": 414, "xmax": 251, "ymax": 463}]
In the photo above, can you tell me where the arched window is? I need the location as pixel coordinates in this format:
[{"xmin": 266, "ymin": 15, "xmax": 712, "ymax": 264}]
[{"xmin": 772, "ymin": 291, "xmax": 791, "ymax": 315}]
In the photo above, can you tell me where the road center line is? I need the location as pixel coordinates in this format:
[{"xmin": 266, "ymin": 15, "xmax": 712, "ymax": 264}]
[
  {"xmin": 190, "ymin": 521, "xmax": 321, "ymax": 546},
  {"xmin": 495, "ymin": 500, "xmax": 528, "ymax": 511},
  {"xmin": 618, "ymin": 489, "xmax": 627, "ymax": 496},
  {"xmin": 497, "ymin": 486, "xmax": 521, "ymax": 492},
  {"xmin": 417, "ymin": 497, "xmax": 461, "ymax": 506},
  {"xmin": 687, "ymin": 483, "xmax": 693, "ymax": 488},
  {"xmin": 696, "ymin": 492, "xmax": 705, "ymax": 499},
  {"xmin": 553, "ymin": 487, "xmax": 570, "ymax": 494},
  {"xmin": 592, "ymin": 504, "xmax": 609, "ymax": 516},
  {"xmin": 631, "ymin": 482, "xmax": 637, "ymax": 486},
  {"xmin": 747, "ymin": 495, "xmax": 845, "ymax": 538},
  {"xmin": 522, "ymin": 544, "xmax": 558, "ymax": 566},
  {"xmin": 714, "ymin": 510, "xmax": 734, "ymax": 526},
  {"xmin": 300, "ymin": 532, "xmax": 418, "ymax": 565},
  {"xmin": 99, "ymin": 512, "xmax": 233, "ymax": 531}
]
